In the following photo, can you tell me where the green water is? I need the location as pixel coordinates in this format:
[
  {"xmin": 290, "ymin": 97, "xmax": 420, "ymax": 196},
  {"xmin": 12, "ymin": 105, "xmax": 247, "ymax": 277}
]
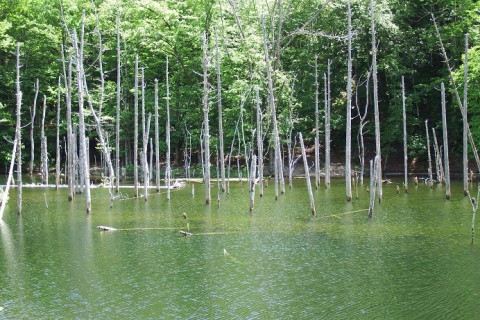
[{"xmin": 0, "ymin": 179, "xmax": 479, "ymax": 319}]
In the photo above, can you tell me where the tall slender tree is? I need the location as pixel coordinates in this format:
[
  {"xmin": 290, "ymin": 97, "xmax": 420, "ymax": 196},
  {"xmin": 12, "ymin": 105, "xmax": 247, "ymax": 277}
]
[
  {"xmin": 15, "ymin": 43, "xmax": 22, "ymax": 215},
  {"xmin": 371, "ymin": 0, "xmax": 382, "ymax": 199},
  {"xmin": 29, "ymin": 78, "xmax": 39, "ymax": 177},
  {"xmin": 441, "ymin": 83, "xmax": 451, "ymax": 199},
  {"xmin": 256, "ymin": 86, "xmax": 264, "ymax": 197},
  {"xmin": 215, "ymin": 28, "xmax": 226, "ymax": 193},
  {"xmin": 115, "ymin": 12, "xmax": 121, "ymax": 193},
  {"xmin": 314, "ymin": 55, "xmax": 320, "ymax": 190},
  {"xmin": 324, "ymin": 60, "xmax": 332, "ymax": 188},
  {"xmin": 402, "ymin": 76, "xmax": 408, "ymax": 192},
  {"xmin": 463, "ymin": 34, "xmax": 469, "ymax": 196},
  {"xmin": 154, "ymin": 78, "xmax": 160, "ymax": 192},
  {"xmin": 202, "ymin": 31, "xmax": 211, "ymax": 205},
  {"xmin": 345, "ymin": 0, "xmax": 353, "ymax": 202},
  {"xmin": 56, "ymin": 76, "xmax": 61, "ymax": 189},
  {"xmin": 166, "ymin": 56, "xmax": 172, "ymax": 201},
  {"xmin": 299, "ymin": 133, "xmax": 316, "ymax": 216},
  {"xmin": 134, "ymin": 54, "xmax": 139, "ymax": 198}
]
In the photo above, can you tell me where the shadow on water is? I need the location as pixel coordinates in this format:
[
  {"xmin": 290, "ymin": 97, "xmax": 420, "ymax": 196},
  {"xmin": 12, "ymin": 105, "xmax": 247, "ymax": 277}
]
[{"xmin": 0, "ymin": 178, "xmax": 479, "ymax": 318}]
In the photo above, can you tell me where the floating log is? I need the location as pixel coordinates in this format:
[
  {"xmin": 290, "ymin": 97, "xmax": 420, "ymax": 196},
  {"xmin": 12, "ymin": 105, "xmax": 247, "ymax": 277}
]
[
  {"xmin": 179, "ymin": 230, "xmax": 192, "ymax": 236},
  {"xmin": 97, "ymin": 225, "xmax": 117, "ymax": 231}
]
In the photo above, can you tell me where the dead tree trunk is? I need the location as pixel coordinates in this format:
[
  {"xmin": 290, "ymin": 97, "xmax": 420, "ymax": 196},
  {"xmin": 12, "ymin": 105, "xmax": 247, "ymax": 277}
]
[
  {"xmin": 40, "ymin": 96, "xmax": 47, "ymax": 185},
  {"xmin": 432, "ymin": 14, "xmax": 480, "ymax": 173},
  {"xmin": 115, "ymin": 12, "xmax": 121, "ymax": 193},
  {"xmin": 432, "ymin": 128, "xmax": 444, "ymax": 183},
  {"xmin": 141, "ymin": 67, "xmax": 150, "ymax": 201},
  {"xmin": 314, "ymin": 55, "xmax": 320, "ymax": 190},
  {"xmin": 425, "ymin": 120, "xmax": 433, "ymax": 187},
  {"xmin": 215, "ymin": 29, "xmax": 226, "ymax": 193},
  {"xmin": 345, "ymin": 0, "xmax": 353, "ymax": 202},
  {"xmin": 463, "ymin": 34, "xmax": 469, "ymax": 196},
  {"xmin": 368, "ymin": 156, "xmax": 379, "ymax": 218},
  {"xmin": 256, "ymin": 86, "xmax": 264, "ymax": 197},
  {"xmin": 299, "ymin": 133, "xmax": 316, "ymax": 216},
  {"xmin": 469, "ymin": 186, "xmax": 479, "ymax": 244},
  {"xmin": 262, "ymin": 16, "xmax": 284, "ymax": 200},
  {"xmin": 56, "ymin": 76, "xmax": 61, "ymax": 188},
  {"xmin": 0, "ymin": 139, "xmax": 18, "ymax": 220},
  {"xmin": 202, "ymin": 31, "xmax": 211, "ymax": 205},
  {"xmin": 166, "ymin": 56, "xmax": 172, "ymax": 200},
  {"xmin": 441, "ymin": 83, "xmax": 451, "ymax": 199},
  {"xmin": 61, "ymin": 48, "xmax": 74, "ymax": 201},
  {"xmin": 73, "ymin": 25, "xmax": 91, "ymax": 213},
  {"xmin": 134, "ymin": 54, "xmax": 139, "ymax": 198},
  {"xmin": 30, "ymin": 78, "xmax": 39, "ymax": 177},
  {"xmin": 15, "ymin": 43, "xmax": 22, "ymax": 215},
  {"xmin": 355, "ymin": 72, "xmax": 370, "ymax": 184},
  {"xmin": 249, "ymin": 155, "xmax": 257, "ymax": 211},
  {"xmin": 371, "ymin": 0, "xmax": 382, "ymax": 200},
  {"xmin": 154, "ymin": 79, "xmax": 160, "ymax": 191},
  {"xmin": 324, "ymin": 60, "xmax": 332, "ymax": 188},
  {"xmin": 402, "ymin": 76, "xmax": 408, "ymax": 192}
]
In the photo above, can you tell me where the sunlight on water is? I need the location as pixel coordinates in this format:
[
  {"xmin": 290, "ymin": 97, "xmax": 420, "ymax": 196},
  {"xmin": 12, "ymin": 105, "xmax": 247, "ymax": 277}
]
[{"xmin": 0, "ymin": 178, "xmax": 479, "ymax": 318}]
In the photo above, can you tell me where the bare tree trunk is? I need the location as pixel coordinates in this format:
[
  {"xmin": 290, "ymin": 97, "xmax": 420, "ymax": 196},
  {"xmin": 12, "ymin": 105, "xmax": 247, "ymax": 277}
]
[
  {"xmin": 345, "ymin": 0, "xmax": 353, "ymax": 202},
  {"xmin": 154, "ymin": 79, "xmax": 160, "ymax": 192},
  {"xmin": 368, "ymin": 156, "xmax": 379, "ymax": 218},
  {"xmin": 256, "ymin": 86, "xmax": 264, "ymax": 197},
  {"xmin": 402, "ymin": 76, "xmax": 408, "ymax": 192},
  {"xmin": 61, "ymin": 48, "xmax": 74, "ymax": 201},
  {"xmin": 425, "ymin": 120, "xmax": 433, "ymax": 187},
  {"xmin": 0, "ymin": 139, "xmax": 18, "ymax": 220},
  {"xmin": 355, "ymin": 72, "xmax": 370, "ymax": 184},
  {"xmin": 441, "ymin": 83, "xmax": 451, "ymax": 199},
  {"xmin": 166, "ymin": 56, "xmax": 172, "ymax": 200},
  {"xmin": 324, "ymin": 60, "xmax": 332, "ymax": 188},
  {"xmin": 141, "ymin": 68, "xmax": 149, "ymax": 201},
  {"xmin": 215, "ymin": 29, "xmax": 226, "ymax": 193},
  {"xmin": 56, "ymin": 76, "xmax": 61, "ymax": 189},
  {"xmin": 30, "ymin": 78, "xmax": 39, "ymax": 177},
  {"xmin": 262, "ymin": 16, "xmax": 284, "ymax": 200},
  {"xmin": 15, "ymin": 43, "xmax": 22, "ymax": 215},
  {"xmin": 314, "ymin": 55, "xmax": 320, "ymax": 190},
  {"xmin": 73, "ymin": 23, "xmax": 91, "ymax": 213},
  {"xmin": 299, "ymin": 133, "xmax": 316, "ymax": 216},
  {"xmin": 40, "ymin": 96, "xmax": 47, "ymax": 185},
  {"xmin": 115, "ymin": 12, "xmax": 121, "ymax": 193},
  {"xmin": 250, "ymin": 155, "xmax": 257, "ymax": 211},
  {"xmin": 432, "ymin": 128, "xmax": 444, "ymax": 183},
  {"xmin": 134, "ymin": 54, "xmax": 139, "ymax": 198},
  {"xmin": 463, "ymin": 34, "xmax": 469, "ymax": 196},
  {"xmin": 202, "ymin": 31, "xmax": 211, "ymax": 205},
  {"xmin": 371, "ymin": 0, "xmax": 382, "ymax": 200},
  {"xmin": 468, "ymin": 186, "xmax": 479, "ymax": 244}
]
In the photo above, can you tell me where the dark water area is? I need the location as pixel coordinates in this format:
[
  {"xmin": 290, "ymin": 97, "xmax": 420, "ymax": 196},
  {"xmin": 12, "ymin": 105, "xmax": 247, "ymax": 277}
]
[{"xmin": 0, "ymin": 178, "xmax": 479, "ymax": 319}]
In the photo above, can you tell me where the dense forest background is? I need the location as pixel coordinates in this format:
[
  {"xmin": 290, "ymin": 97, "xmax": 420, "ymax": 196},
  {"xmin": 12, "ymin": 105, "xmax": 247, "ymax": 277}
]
[{"xmin": 0, "ymin": 0, "xmax": 479, "ymax": 174}]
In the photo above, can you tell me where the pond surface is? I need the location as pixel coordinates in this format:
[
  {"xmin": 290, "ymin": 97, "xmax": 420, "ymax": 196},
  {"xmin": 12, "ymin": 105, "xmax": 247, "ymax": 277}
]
[{"xmin": 0, "ymin": 178, "xmax": 479, "ymax": 319}]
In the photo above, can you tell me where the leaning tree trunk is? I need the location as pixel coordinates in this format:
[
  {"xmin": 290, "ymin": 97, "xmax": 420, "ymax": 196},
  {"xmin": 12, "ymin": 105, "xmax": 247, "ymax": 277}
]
[
  {"xmin": 441, "ymin": 83, "xmax": 451, "ymax": 199},
  {"xmin": 314, "ymin": 55, "xmax": 320, "ymax": 190},
  {"xmin": 15, "ymin": 43, "xmax": 22, "ymax": 215},
  {"xmin": 29, "ymin": 78, "xmax": 39, "ymax": 177},
  {"xmin": 134, "ymin": 54, "xmax": 139, "ymax": 198},
  {"xmin": 425, "ymin": 120, "xmax": 433, "ymax": 187},
  {"xmin": 202, "ymin": 31, "xmax": 211, "ymax": 205},
  {"xmin": 166, "ymin": 56, "xmax": 172, "ymax": 200},
  {"xmin": 56, "ymin": 76, "xmax": 61, "ymax": 189},
  {"xmin": 256, "ymin": 86, "xmax": 264, "ymax": 197},
  {"xmin": 463, "ymin": 33, "xmax": 469, "ymax": 196},
  {"xmin": 371, "ymin": 0, "xmax": 382, "ymax": 200},
  {"xmin": 402, "ymin": 76, "xmax": 408, "ymax": 192},
  {"xmin": 432, "ymin": 14, "xmax": 480, "ymax": 174},
  {"xmin": 115, "ymin": 12, "xmax": 121, "ymax": 193},
  {"xmin": 345, "ymin": 0, "xmax": 353, "ymax": 202},
  {"xmin": 215, "ymin": 28, "xmax": 226, "ymax": 193},
  {"xmin": 299, "ymin": 133, "xmax": 316, "ymax": 216}
]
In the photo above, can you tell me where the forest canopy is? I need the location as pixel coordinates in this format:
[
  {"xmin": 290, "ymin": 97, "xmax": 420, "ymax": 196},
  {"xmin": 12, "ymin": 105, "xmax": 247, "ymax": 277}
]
[{"xmin": 0, "ymin": 0, "xmax": 479, "ymax": 172}]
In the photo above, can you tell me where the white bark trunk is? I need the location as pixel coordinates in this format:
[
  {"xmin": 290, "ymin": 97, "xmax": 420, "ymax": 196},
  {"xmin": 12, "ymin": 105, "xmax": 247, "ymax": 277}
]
[
  {"xmin": 134, "ymin": 54, "xmax": 139, "ymax": 198},
  {"xmin": 441, "ymin": 83, "xmax": 451, "ymax": 199},
  {"xmin": 15, "ymin": 43, "xmax": 22, "ymax": 215},
  {"xmin": 202, "ymin": 31, "xmax": 211, "ymax": 205},
  {"xmin": 166, "ymin": 56, "xmax": 172, "ymax": 200},
  {"xmin": 115, "ymin": 12, "xmax": 121, "ymax": 193},
  {"xmin": 299, "ymin": 133, "xmax": 316, "ymax": 216},
  {"xmin": 345, "ymin": 1, "xmax": 353, "ymax": 202},
  {"xmin": 402, "ymin": 76, "xmax": 408, "ymax": 192}
]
